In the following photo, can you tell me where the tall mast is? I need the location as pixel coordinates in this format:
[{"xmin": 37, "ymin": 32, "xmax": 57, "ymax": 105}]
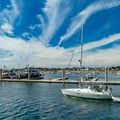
[
  {"xmin": 79, "ymin": 25, "xmax": 84, "ymax": 88},
  {"xmin": 80, "ymin": 25, "xmax": 84, "ymax": 71}
]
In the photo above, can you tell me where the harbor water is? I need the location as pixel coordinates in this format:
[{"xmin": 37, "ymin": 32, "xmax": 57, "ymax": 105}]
[{"xmin": 0, "ymin": 72, "xmax": 120, "ymax": 120}]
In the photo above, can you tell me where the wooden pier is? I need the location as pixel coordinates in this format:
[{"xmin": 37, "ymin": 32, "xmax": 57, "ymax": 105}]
[{"xmin": 0, "ymin": 79, "xmax": 120, "ymax": 85}]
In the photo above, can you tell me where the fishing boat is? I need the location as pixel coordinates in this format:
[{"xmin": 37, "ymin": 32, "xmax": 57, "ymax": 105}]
[
  {"xmin": 61, "ymin": 25, "xmax": 112, "ymax": 100},
  {"xmin": 20, "ymin": 67, "xmax": 44, "ymax": 79},
  {"xmin": 1, "ymin": 69, "xmax": 16, "ymax": 79}
]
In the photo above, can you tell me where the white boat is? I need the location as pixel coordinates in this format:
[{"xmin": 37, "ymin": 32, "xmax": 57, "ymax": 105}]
[
  {"xmin": 85, "ymin": 73, "xmax": 98, "ymax": 81},
  {"xmin": 61, "ymin": 25, "xmax": 112, "ymax": 100},
  {"xmin": 20, "ymin": 67, "xmax": 43, "ymax": 79},
  {"xmin": 61, "ymin": 86, "xmax": 112, "ymax": 99}
]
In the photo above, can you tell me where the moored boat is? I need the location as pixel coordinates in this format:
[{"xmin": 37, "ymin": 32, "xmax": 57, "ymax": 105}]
[{"xmin": 61, "ymin": 25, "xmax": 112, "ymax": 100}]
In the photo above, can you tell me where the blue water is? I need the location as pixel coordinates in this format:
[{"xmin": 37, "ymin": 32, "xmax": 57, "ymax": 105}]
[{"xmin": 0, "ymin": 72, "xmax": 120, "ymax": 120}]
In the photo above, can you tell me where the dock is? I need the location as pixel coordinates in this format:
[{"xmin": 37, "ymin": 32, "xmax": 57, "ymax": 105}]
[{"xmin": 0, "ymin": 79, "xmax": 120, "ymax": 85}]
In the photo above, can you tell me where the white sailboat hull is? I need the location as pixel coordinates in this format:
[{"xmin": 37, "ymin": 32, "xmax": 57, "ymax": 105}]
[{"xmin": 61, "ymin": 88, "xmax": 112, "ymax": 100}]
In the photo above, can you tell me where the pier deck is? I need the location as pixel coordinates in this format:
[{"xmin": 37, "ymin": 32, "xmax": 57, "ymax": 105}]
[{"xmin": 0, "ymin": 79, "xmax": 120, "ymax": 85}]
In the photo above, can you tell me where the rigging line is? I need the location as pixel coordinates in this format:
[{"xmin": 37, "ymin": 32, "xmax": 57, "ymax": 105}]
[
  {"xmin": 67, "ymin": 30, "xmax": 82, "ymax": 68},
  {"xmin": 68, "ymin": 48, "xmax": 75, "ymax": 68}
]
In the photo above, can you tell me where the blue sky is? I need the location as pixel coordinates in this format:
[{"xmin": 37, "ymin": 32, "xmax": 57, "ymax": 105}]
[{"xmin": 0, "ymin": 0, "xmax": 120, "ymax": 68}]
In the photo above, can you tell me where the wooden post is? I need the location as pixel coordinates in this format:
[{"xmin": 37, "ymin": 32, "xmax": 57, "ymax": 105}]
[
  {"xmin": 62, "ymin": 69, "xmax": 65, "ymax": 88},
  {"xmin": 0, "ymin": 69, "xmax": 2, "ymax": 79},
  {"xmin": 78, "ymin": 60, "xmax": 82, "ymax": 88},
  {"xmin": 105, "ymin": 67, "xmax": 108, "ymax": 83},
  {"xmin": 28, "ymin": 64, "xmax": 30, "ymax": 80}
]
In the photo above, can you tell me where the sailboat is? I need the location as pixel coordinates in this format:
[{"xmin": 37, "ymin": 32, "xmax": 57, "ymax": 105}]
[{"xmin": 61, "ymin": 25, "xmax": 112, "ymax": 100}]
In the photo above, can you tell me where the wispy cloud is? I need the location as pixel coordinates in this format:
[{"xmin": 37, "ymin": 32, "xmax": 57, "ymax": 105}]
[
  {"xmin": 0, "ymin": 0, "xmax": 22, "ymax": 35},
  {"xmin": 66, "ymin": 33, "xmax": 120, "ymax": 66},
  {"xmin": 0, "ymin": 33, "xmax": 120, "ymax": 68},
  {"xmin": 1, "ymin": 23, "xmax": 13, "ymax": 34},
  {"xmin": 11, "ymin": 0, "xmax": 19, "ymax": 16},
  {"xmin": 58, "ymin": 0, "xmax": 120, "ymax": 45},
  {"xmin": 39, "ymin": 0, "xmax": 71, "ymax": 45},
  {"xmin": 84, "ymin": 33, "xmax": 120, "ymax": 66},
  {"xmin": 0, "ymin": 36, "xmax": 67, "ymax": 68},
  {"xmin": 84, "ymin": 33, "xmax": 120, "ymax": 51},
  {"xmin": 83, "ymin": 45, "xmax": 120, "ymax": 67},
  {"xmin": 0, "ymin": 0, "xmax": 120, "ymax": 68},
  {"xmin": 73, "ymin": 33, "xmax": 120, "ymax": 54}
]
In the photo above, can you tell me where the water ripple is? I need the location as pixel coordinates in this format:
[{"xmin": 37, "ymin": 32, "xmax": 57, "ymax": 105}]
[{"xmin": 0, "ymin": 82, "xmax": 120, "ymax": 120}]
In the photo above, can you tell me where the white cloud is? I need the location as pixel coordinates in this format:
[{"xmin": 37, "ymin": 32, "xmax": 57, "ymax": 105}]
[
  {"xmin": 0, "ymin": 36, "xmax": 68, "ymax": 68},
  {"xmin": 11, "ymin": 0, "xmax": 19, "ymax": 16},
  {"xmin": 0, "ymin": 32, "xmax": 120, "ymax": 68},
  {"xmin": 0, "ymin": 0, "xmax": 22, "ymax": 35},
  {"xmin": 37, "ymin": 15, "xmax": 46, "ymax": 29},
  {"xmin": 39, "ymin": 0, "xmax": 71, "ymax": 45},
  {"xmin": 83, "ymin": 45, "xmax": 120, "ymax": 67},
  {"xmin": 0, "ymin": 0, "xmax": 120, "ymax": 68},
  {"xmin": 66, "ymin": 33, "xmax": 120, "ymax": 67},
  {"xmin": 1, "ymin": 23, "xmax": 13, "ymax": 34},
  {"xmin": 84, "ymin": 33, "xmax": 120, "ymax": 51},
  {"xmin": 58, "ymin": 0, "xmax": 120, "ymax": 45},
  {"xmin": 22, "ymin": 32, "xmax": 29, "ymax": 37}
]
